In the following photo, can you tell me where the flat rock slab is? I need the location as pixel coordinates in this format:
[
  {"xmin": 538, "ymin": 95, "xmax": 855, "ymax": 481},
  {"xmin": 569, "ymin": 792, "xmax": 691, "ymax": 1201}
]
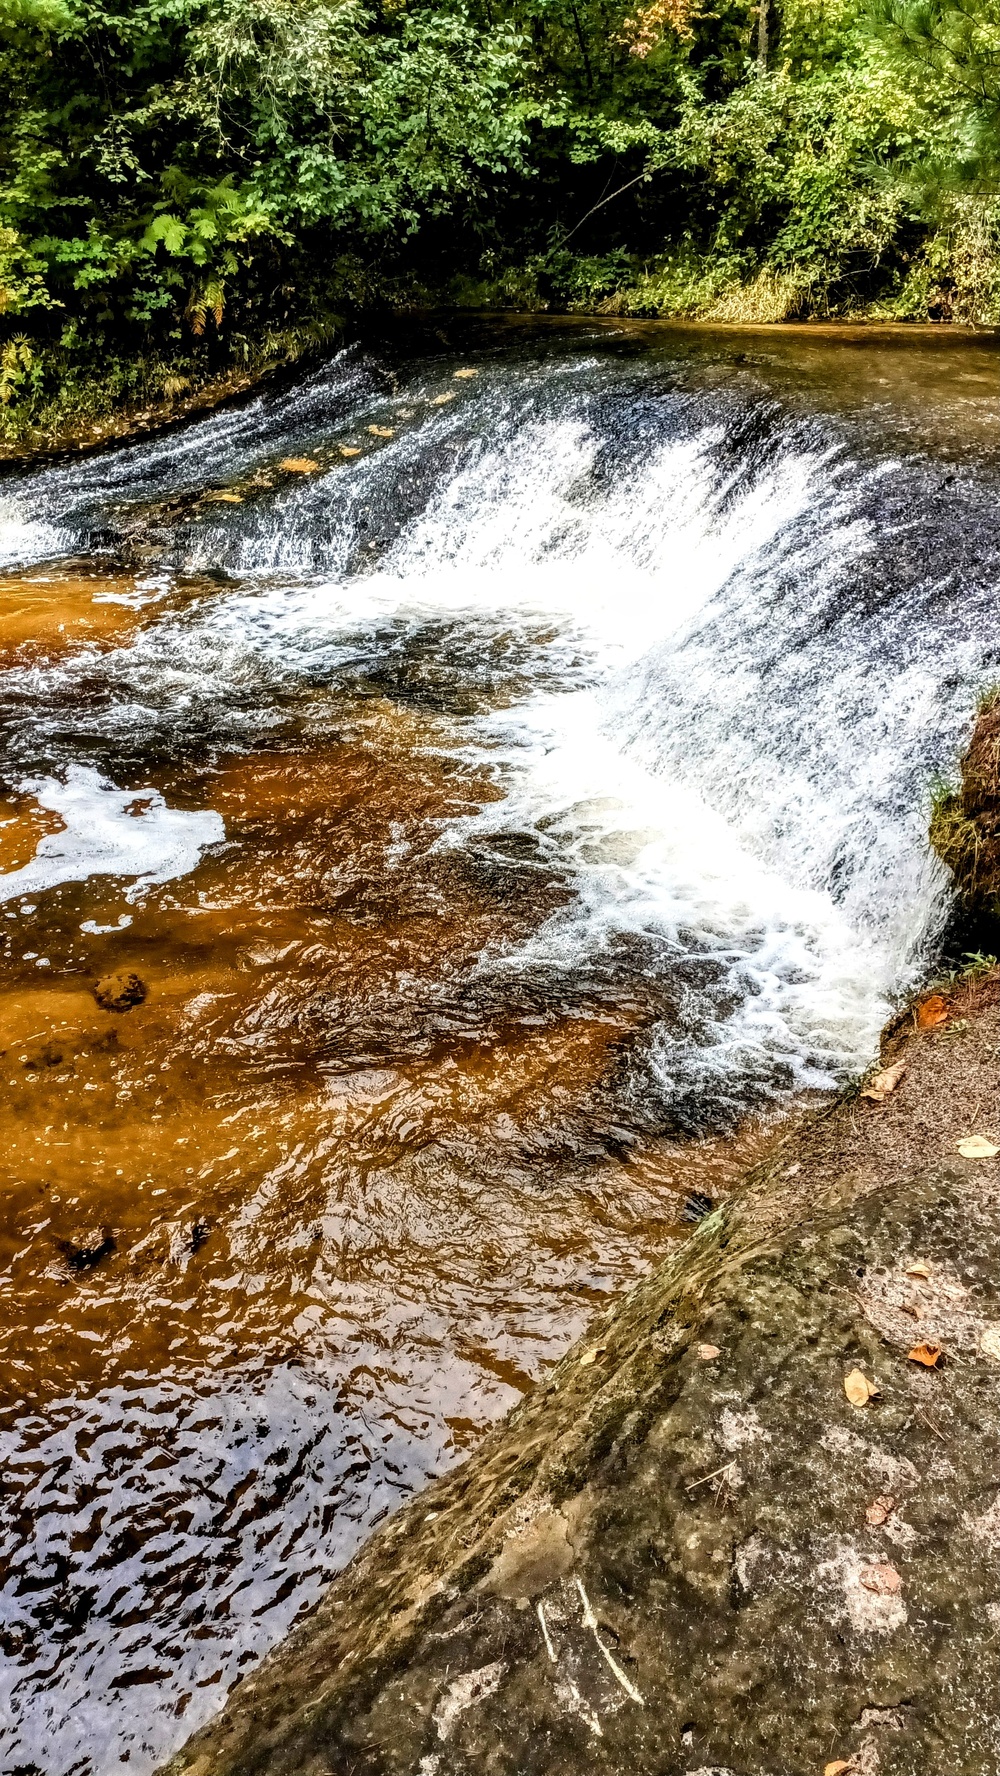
[{"xmin": 167, "ymin": 1157, "xmax": 1000, "ymax": 1776}]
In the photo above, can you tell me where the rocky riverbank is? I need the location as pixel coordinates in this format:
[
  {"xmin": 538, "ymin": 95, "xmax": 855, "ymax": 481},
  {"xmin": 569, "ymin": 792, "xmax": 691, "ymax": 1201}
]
[{"xmin": 159, "ymin": 924, "xmax": 1000, "ymax": 1776}]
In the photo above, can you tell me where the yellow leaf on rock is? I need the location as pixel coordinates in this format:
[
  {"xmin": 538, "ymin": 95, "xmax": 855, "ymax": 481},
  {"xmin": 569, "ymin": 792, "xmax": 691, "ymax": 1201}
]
[
  {"xmin": 981, "ymin": 1326, "xmax": 1000, "ymax": 1361},
  {"xmin": 824, "ymin": 1762, "xmax": 853, "ymax": 1776},
  {"xmin": 860, "ymin": 1060, "xmax": 906, "ymax": 1103},
  {"xmin": 579, "ymin": 1346, "xmax": 606, "ymax": 1367},
  {"xmin": 453, "ymin": 368, "xmax": 479, "ymax": 379},
  {"xmin": 280, "ymin": 457, "xmax": 320, "ymax": 473},
  {"xmin": 859, "ymin": 1561, "xmax": 902, "ymax": 1595},
  {"xmin": 917, "ymin": 994, "xmax": 949, "ymax": 1029},
  {"xmin": 908, "ymin": 1341, "xmax": 942, "ymax": 1367},
  {"xmin": 844, "ymin": 1369, "xmax": 878, "ymax": 1407},
  {"xmin": 958, "ymin": 1135, "xmax": 1000, "ymax": 1159},
  {"xmin": 905, "ymin": 1261, "xmax": 931, "ymax": 1279},
  {"xmin": 865, "ymin": 1493, "xmax": 896, "ymax": 1526}
]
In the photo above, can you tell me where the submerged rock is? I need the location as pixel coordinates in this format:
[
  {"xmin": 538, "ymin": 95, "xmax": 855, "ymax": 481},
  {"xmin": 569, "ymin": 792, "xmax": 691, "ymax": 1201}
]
[
  {"xmin": 930, "ymin": 689, "xmax": 1000, "ymax": 928},
  {"xmin": 93, "ymin": 971, "xmax": 146, "ymax": 1011}
]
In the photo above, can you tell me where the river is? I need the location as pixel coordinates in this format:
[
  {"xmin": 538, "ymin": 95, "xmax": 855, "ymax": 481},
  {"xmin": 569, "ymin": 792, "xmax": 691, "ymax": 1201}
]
[{"xmin": 0, "ymin": 316, "xmax": 995, "ymax": 1774}]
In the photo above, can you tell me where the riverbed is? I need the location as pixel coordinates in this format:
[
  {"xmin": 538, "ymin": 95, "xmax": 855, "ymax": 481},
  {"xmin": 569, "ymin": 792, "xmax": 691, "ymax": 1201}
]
[{"xmin": 0, "ymin": 317, "xmax": 996, "ymax": 1773}]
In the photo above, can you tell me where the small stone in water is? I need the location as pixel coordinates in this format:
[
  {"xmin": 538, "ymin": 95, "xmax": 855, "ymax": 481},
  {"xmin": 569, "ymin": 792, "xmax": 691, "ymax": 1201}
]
[
  {"xmin": 94, "ymin": 971, "xmax": 147, "ymax": 1012},
  {"xmin": 697, "ymin": 1343, "xmax": 721, "ymax": 1360}
]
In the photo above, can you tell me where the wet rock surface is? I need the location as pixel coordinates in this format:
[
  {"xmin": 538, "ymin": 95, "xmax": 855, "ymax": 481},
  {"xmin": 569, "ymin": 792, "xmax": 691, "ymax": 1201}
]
[
  {"xmin": 930, "ymin": 690, "xmax": 1000, "ymax": 929},
  {"xmin": 165, "ymin": 979, "xmax": 1000, "ymax": 1776}
]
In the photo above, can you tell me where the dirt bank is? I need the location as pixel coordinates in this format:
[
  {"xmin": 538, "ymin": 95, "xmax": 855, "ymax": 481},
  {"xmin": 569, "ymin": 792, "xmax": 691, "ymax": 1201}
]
[{"xmin": 162, "ymin": 960, "xmax": 1000, "ymax": 1776}]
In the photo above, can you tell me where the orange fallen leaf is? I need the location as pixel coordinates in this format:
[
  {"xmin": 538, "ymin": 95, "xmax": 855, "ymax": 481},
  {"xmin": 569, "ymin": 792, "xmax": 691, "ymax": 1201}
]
[
  {"xmin": 844, "ymin": 1369, "xmax": 879, "ymax": 1407},
  {"xmin": 431, "ymin": 391, "xmax": 457, "ymax": 405},
  {"xmin": 916, "ymin": 994, "xmax": 949, "ymax": 1029},
  {"xmin": 865, "ymin": 1493, "xmax": 896, "ymax": 1526},
  {"xmin": 908, "ymin": 1341, "xmax": 942, "ymax": 1367},
  {"xmin": 824, "ymin": 1762, "xmax": 853, "ymax": 1776},
  {"xmin": 859, "ymin": 1561, "xmax": 902, "ymax": 1595},
  {"xmin": 860, "ymin": 1059, "xmax": 907, "ymax": 1103},
  {"xmin": 697, "ymin": 1343, "xmax": 721, "ymax": 1361},
  {"xmin": 279, "ymin": 456, "xmax": 320, "ymax": 473},
  {"xmin": 905, "ymin": 1260, "xmax": 931, "ymax": 1279},
  {"xmin": 453, "ymin": 367, "xmax": 479, "ymax": 379},
  {"xmin": 367, "ymin": 425, "xmax": 395, "ymax": 438},
  {"xmin": 338, "ymin": 445, "xmax": 362, "ymax": 458}
]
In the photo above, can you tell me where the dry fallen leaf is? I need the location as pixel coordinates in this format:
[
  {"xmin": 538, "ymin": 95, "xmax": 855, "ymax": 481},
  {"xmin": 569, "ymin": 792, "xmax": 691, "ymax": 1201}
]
[
  {"xmin": 697, "ymin": 1343, "xmax": 721, "ymax": 1361},
  {"xmin": 824, "ymin": 1762, "xmax": 853, "ymax": 1776},
  {"xmin": 908, "ymin": 1341, "xmax": 943, "ymax": 1367},
  {"xmin": 844, "ymin": 1369, "xmax": 879, "ymax": 1407},
  {"xmin": 279, "ymin": 456, "xmax": 320, "ymax": 473},
  {"xmin": 957, "ymin": 1135, "xmax": 1000, "ymax": 1159},
  {"xmin": 203, "ymin": 490, "xmax": 243, "ymax": 502},
  {"xmin": 431, "ymin": 391, "xmax": 457, "ymax": 405},
  {"xmin": 453, "ymin": 367, "xmax": 479, "ymax": 379},
  {"xmin": 865, "ymin": 1493, "xmax": 896, "ymax": 1526},
  {"xmin": 859, "ymin": 1561, "xmax": 902, "ymax": 1595},
  {"xmin": 367, "ymin": 425, "xmax": 395, "ymax": 438},
  {"xmin": 860, "ymin": 1059, "xmax": 907, "ymax": 1103},
  {"xmin": 338, "ymin": 445, "xmax": 362, "ymax": 458},
  {"xmin": 981, "ymin": 1326, "xmax": 1000, "ymax": 1361},
  {"xmin": 916, "ymin": 994, "xmax": 949, "ymax": 1029},
  {"xmin": 905, "ymin": 1260, "xmax": 932, "ymax": 1279},
  {"xmin": 579, "ymin": 1345, "xmax": 606, "ymax": 1367}
]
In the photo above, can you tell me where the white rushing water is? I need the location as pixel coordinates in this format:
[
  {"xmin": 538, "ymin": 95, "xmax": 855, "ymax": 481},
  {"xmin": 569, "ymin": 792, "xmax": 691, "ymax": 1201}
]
[{"xmin": 0, "ymin": 351, "xmax": 970, "ymax": 1120}]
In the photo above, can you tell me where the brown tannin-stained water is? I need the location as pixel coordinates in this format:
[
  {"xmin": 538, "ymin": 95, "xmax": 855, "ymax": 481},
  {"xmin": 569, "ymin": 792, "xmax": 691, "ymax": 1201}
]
[{"xmin": 0, "ymin": 317, "xmax": 998, "ymax": 1773}]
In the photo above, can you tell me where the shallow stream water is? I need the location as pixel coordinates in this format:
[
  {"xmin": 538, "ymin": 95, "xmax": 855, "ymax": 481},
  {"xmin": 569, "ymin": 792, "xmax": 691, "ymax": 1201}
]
[{"xmin": 0, "ymin": 316, "xmax": 998, "ymax": 1774}]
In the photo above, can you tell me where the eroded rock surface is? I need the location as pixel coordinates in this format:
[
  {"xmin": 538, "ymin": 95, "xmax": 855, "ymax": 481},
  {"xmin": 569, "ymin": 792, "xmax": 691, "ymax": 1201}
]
[{"xmin": 166, "ymin": 1121, "xmax": 1000, "ymax": 1776}]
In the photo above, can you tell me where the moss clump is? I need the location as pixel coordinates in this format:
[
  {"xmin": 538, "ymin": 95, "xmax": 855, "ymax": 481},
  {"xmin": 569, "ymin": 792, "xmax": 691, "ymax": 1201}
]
[{"xmin": 931, "ymin": 687, "xmax": 1000, "ymax": 925}]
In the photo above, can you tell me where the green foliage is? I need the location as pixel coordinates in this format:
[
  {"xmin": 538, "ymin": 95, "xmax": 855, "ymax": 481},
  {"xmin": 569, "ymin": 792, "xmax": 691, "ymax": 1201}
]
[{"xmin": 1, "ymin": 0, "xmax": 999, "ymax": 432}]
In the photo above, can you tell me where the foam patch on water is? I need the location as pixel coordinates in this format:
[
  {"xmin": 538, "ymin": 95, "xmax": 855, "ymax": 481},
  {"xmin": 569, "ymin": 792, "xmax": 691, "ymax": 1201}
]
[{"xmin": 0, "ymin": 767, "xmax": 224, "ymax": 904}]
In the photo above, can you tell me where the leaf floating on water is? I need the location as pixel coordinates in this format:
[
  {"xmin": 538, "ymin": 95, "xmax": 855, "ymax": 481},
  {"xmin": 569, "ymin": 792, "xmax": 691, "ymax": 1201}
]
[
  {"xmin": 338, "ymin": 445, "xmax": 362, "ymax": 458},
  {"xmin": 957, "ymin": 1135, "xmax": 1000, "ymax": 1159},
  {"xmin": 367, "ymin": 425, "xmax": 395, "ymax": 437},
  {"xmin": 453, "ymin": 368, "xmax": 479, "ymax": 379},
  {"xmin": 844, "ymin": 1369, "xmax": 879, "ymax": 1407},
  {"xmin": 203, "ymin": 490, "xmax": 243, "ymax": 502},
  {"xmin": 865, "ymin": 1493, "xmax": 896, "ymax": 1526},
  {"xmin": 981, "ymin": 1326, "xmax": 1000, "ymax": 1361},
  {"xmin": 908, "ymin": 1341, "xmax": 942, "ymax": 1367},
  {"xmin": 280, "ymin": 456, "xmax": 320, "ymax": 473},
  {"xmin": 860, "ymin": 1059, "xmax": 907, "ymax": 1103},
  {"xmin": 905, "ymin": 1260, "xmax": 932, "ymax": 1279},
  {"xmin": 697, "ymin": 1343, "xmax": 721, "ymax": 1361},
  {"xmin": 916, "ymin": 994, "xmax": 949, "ymax": 1029},
  {"xmin": 431, "ymin": 391, "xmax": 457, "ymax": 405},
  {"xmin": 859, "ymin": 1561, "xmax": 902, "ymax": 1595}
]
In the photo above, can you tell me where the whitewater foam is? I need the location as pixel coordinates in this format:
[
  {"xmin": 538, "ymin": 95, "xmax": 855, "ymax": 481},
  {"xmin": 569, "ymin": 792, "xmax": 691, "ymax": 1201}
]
[{"xmin": 0, "ymin": 768, "xmax": 224, "ymax": 904}]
